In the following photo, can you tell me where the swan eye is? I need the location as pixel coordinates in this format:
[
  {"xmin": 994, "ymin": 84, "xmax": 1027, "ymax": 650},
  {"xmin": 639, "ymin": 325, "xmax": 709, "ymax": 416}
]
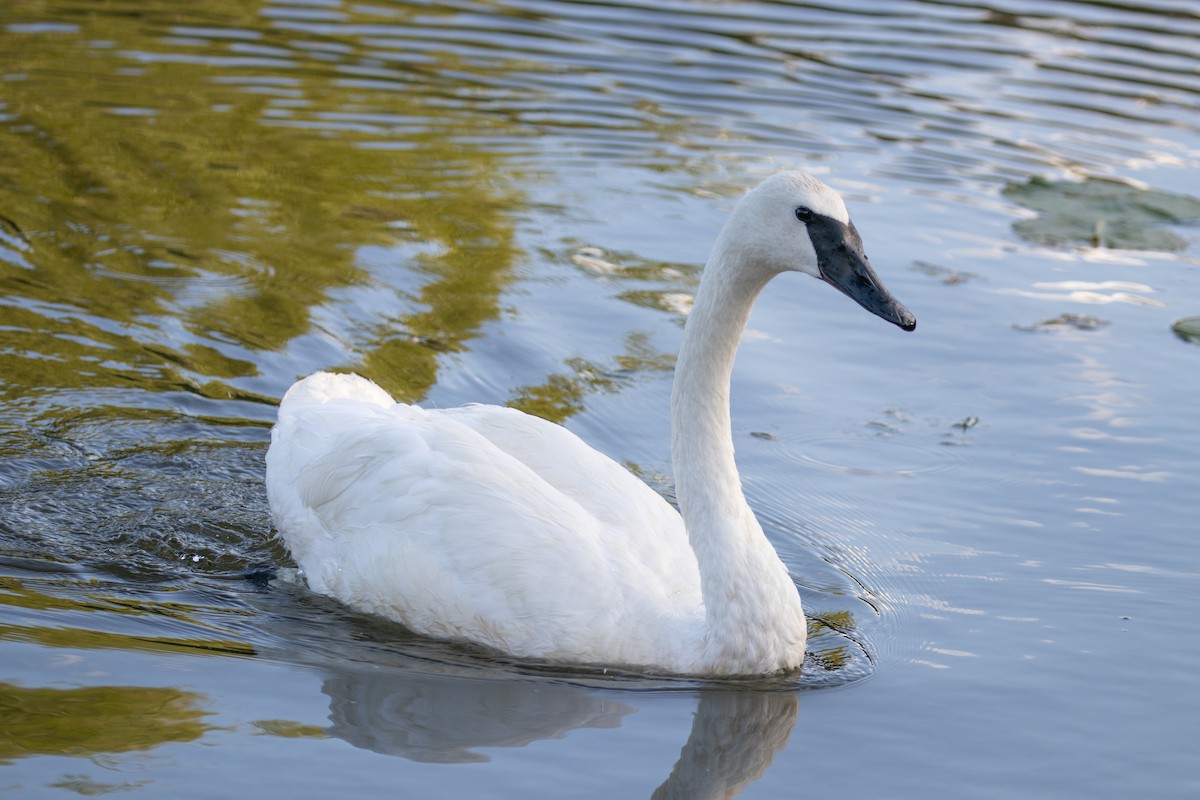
[{"xmin": 794, "ymin": 206, "xmax": 814, "ymax": 223}]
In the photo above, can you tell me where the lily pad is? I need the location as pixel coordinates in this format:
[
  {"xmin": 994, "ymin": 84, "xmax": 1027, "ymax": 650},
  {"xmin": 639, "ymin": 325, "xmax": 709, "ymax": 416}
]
[
  {"xmin": 1003, "ymin": 177, "xmax": 1200, "ymax": 251},
  {"xmin": 1172, "ymin": 316, "xmax": 1200, "ymax": 345}
]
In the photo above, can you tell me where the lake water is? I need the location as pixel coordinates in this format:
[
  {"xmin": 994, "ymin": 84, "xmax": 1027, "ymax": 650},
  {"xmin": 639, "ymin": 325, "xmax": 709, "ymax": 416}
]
[{"xmin": 2, "ymin": 0, "xmax": 1199, "ymax": 797}]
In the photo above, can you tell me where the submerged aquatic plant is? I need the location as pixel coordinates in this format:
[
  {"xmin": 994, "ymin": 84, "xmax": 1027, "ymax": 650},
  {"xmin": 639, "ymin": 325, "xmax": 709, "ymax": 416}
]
[
  {"xmin": 1172, "ymin": 317, "xmax": 1200, "ymax": 346},
  {"xmin": 1004, "ymin": 176, "xmax": 1200, "ymax": 252}
]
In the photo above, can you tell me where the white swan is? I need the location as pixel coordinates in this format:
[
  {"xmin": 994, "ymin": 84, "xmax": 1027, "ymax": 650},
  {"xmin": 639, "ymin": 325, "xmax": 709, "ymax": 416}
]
[{"xmin": 266, "ymin": 171, "xmax": 915, "ymax": 676}]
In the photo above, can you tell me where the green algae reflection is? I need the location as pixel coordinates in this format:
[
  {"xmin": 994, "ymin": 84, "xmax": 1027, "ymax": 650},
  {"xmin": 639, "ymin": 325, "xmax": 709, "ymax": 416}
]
[{"xmin": 0, "ymin": 682, "xmax": 213, "ymax": 763}]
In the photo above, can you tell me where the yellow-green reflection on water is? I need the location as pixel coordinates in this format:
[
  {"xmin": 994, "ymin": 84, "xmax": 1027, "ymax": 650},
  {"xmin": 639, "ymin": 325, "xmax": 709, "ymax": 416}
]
[
  {"xmin": 509, "ymin": 333, "xmax": 676, "ymax": 423},
  {"xmin": 0, "ymin": 621, "xmax": 254, "ymax": 657},
  {"xmin": 0, "ymin": 682, "xmax": 212, "ymax": 763},
  {"xmin": 251, "ymin": 719, "xmax": 328, "ymax": 740},
  {"xmin": 0, "ymin": 571, "xmax": 257, "ymax": 656},
  {"xmin": 0, "ymin": 0, "xmax": 531, "ymax": 406}
]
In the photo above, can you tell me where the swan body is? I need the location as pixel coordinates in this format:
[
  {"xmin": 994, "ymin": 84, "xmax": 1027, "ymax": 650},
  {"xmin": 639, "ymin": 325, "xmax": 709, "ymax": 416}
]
[{"xmin": 266, "ymin": 171, "xmax": 915, "ymax": 676}]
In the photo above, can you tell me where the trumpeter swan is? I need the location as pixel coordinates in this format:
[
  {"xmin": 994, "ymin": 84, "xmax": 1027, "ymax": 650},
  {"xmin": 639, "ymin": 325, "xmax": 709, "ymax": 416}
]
[{"xmin": 266, "ymin": 171, "xmax": 915, "ymax": 676}]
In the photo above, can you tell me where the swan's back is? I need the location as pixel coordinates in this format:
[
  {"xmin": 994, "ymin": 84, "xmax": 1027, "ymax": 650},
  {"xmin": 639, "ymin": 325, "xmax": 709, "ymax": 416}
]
[{"xmin": 266, "ymin": 372, "xmax": 704, "ymax": 668}]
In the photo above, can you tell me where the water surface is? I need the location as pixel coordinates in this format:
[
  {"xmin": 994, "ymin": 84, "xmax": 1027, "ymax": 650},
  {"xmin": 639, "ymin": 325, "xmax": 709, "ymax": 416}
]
[{"xmin": 2, "ymin": 1, "xmax": 1199, "ymax": 797}]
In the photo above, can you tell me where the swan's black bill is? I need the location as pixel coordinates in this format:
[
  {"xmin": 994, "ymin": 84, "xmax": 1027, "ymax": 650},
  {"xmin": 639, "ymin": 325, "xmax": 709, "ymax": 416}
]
[{"xmin": 807, "ymin": 215, "xmax": 916, "ymax": 332}]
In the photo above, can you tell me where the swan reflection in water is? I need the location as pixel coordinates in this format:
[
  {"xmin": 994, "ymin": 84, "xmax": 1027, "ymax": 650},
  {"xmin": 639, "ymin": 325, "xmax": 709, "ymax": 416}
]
[
  {"xmin": 322, "ymin": 668, "xmax": 632, "ymax": 764},
  {"xmin": 650, "ymin": 690, "xmax": 799, "ymax": 800},
  {"xmin": 317, "ymin": 658, "xmax": 799, "ymax": 797}
]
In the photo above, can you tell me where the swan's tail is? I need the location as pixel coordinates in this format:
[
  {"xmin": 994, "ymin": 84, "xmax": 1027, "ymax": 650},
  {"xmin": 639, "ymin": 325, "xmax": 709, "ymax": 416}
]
[
  {"xmin": 277, "ymin": 371, "xmax": 396, "ymax": 419},
  {"xmin": 267, "ymin": 372, "xmax": 403, "ymax": 570}
]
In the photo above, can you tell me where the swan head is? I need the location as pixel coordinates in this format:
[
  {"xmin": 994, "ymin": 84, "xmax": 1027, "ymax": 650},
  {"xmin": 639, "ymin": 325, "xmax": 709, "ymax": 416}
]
[{"xmin": 723, "ymin": 171, "xmax": 916, "ymax": 331}]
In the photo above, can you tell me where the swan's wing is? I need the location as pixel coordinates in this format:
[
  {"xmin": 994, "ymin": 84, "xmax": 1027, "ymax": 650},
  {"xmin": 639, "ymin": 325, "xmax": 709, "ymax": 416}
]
[
  {"xmin": 441, "ymin": 403, "xmax": 689, "ymax": 560},
  {"xmin": 266, "ymin": 373, "xmax": 701, "ymax": 662}
]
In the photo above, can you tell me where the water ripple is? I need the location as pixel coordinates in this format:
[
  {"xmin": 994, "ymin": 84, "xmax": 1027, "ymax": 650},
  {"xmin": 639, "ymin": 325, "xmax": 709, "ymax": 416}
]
[{"xmin": 16, "ymin": 0, "xmax": 1185, "ymax": 186}]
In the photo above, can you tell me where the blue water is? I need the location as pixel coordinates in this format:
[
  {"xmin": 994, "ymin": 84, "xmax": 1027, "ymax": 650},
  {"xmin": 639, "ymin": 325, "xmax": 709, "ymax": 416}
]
[{"xmin": 1, "ymin": 1, "xmax": 1198, "ymax": 797}]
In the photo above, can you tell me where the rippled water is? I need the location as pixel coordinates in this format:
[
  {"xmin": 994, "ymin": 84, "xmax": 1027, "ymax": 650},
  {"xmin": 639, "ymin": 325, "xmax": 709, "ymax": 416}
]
[{"xmin": 2, "ymin": 0, "xmax": 1199, "ymax": 797}]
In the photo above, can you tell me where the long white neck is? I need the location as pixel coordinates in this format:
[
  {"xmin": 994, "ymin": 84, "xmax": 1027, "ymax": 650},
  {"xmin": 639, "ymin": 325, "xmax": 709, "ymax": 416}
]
[{"xmin": 670, "ymin": 235, "xmax": 807, "ymax": 674}]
